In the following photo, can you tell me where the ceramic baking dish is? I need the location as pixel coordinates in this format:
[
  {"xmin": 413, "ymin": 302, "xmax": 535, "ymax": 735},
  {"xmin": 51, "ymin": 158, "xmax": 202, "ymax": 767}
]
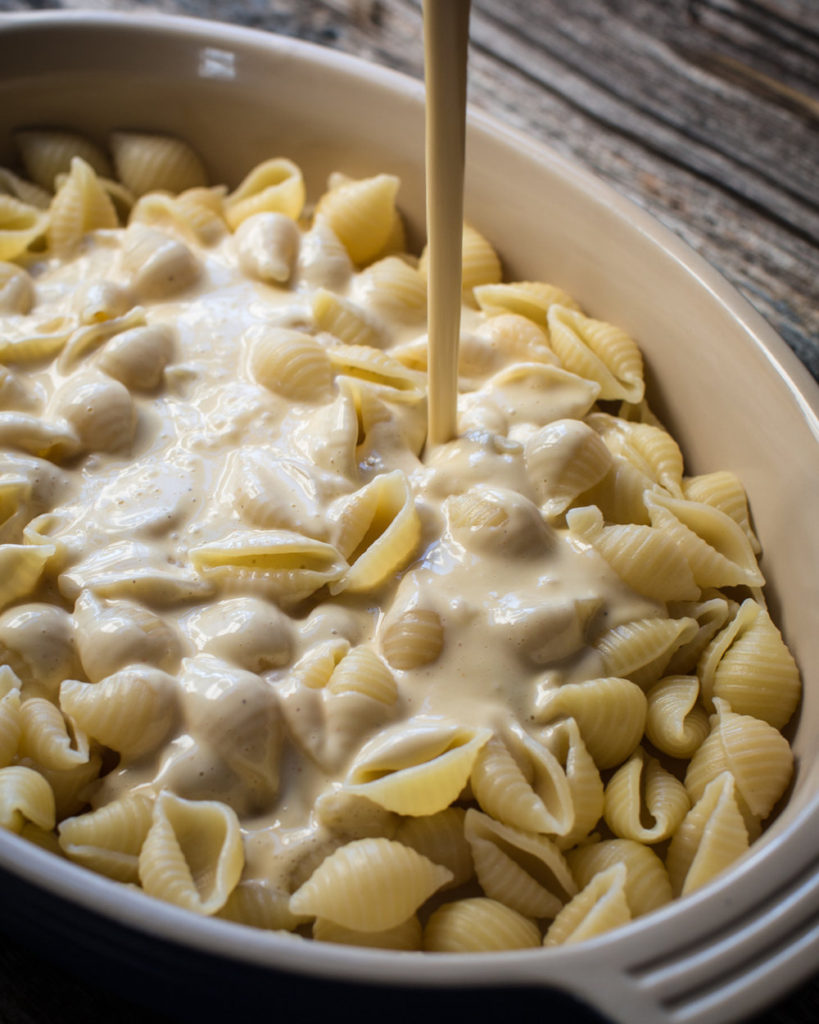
[{"xmin": 0, "ymin": 12, "xmax": 816, "ymax": 1023}]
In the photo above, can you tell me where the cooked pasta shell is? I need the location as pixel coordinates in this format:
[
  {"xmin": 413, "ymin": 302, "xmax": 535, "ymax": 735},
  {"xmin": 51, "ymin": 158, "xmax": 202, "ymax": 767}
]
[
  {"xmin": 0, "ymin": 167, "xmax": 51, "ymax": 209},
  {"xmin": 226, "ymin": 449, "xmax": 327, "ymax": 539},
  {"xmin": 315, "ymin": 913, "xmax": 422, "ymax": 950},
  {"xmin": 72, "ymin": 278, "xmax": 134, "ymax": 324},
  {"xmin": 535, "ymin": 677, "xmax": 646, "ymax": 770},
  {"xmin": 357, "ymin": 256, "xmax": 427, "ymax": 324},
  {"xmin": 16, "ymin": 130, "xmax": 112, "ymax": 189},
  {"xmin": 683, "ymin": 470, "xmax": 760, "ymax": 554},
  {"xmin": 234, "ymin": 211, "xmax": 300, "ymax": 283},
  {"xmin": 50, "ymin": 371, "xmax": 136, "ymax": 453},
  {"xmin": 20, "ymin": 821, "xmax": 63, "ymax": 855},
  {"xmin": 590, "ymin": 413, "xmax": 684, "ymax": 496},
  {"xmin": 567, "ymin": 838, "xmax": 672, "ymax": 917},
  {"xmin": 46, "ymin": 157, "xmax": 118, "ymax": 255},
  {"xmin": 131, "ymin": 185, "xmax": 227, "ymax": 246},
  {"xmin": 538, "ymin": 717, "xmax": 604, "ymax": 848},
  {"xmin": 296, "ymin": 216, "xmax": 353, "ymax": 291},
  {"xmin": 327, "ymin": 345, "xmax": 425, "ymax": 404},
  {"xmin": 0, "ymin": 413, "xmax": 79, "ymax": 462},
  {"xmin": 110, "ymin": 132, "xmax": 208, "ymax": 197},
  {"xmin": 0, "ymin": 195, "xmax": 49, "ymax": 261},
  {"xmin": 0, "ymin": 765, "xmax": 56, "ymax": 833},
  {"xmin": 58, "ymin": 306, "xmax": 147, "ymax": 374},
  {"xmin": 380, "ymin": 606, "xmax": 444, "ymax": 670},
  {"xmin": 543, "ymin": 863, "xmax": 631, "ymax": 946},
  {"xmin": 190, "ymin": 595, "xmax": 293, "ymax": 673},
  {"xmin": 0, "ymin": 543, "xmax": 56, "ymax": 612},
  {"xmin": 470, "ymin": 727, "xmax": 575, "ymax": 837},
  {"xmin": 464, "ymin": 808, "xmax": 577, "ymax": 919},
  {"xmin": 23, "ymin": 752, "xmax": 102, "ymax": 821},
  {"xmin": 697, "ymin": 598, "xmax": 801, "ymax": 729},
  {"xmin": 663, "ymin": 596, "xmax": 737, "ymax": 676},
  {"xmin": 313, "ymin": 788, "xmax": 399, "ymax": 841},
  {"xmin": 289, "ymin": 836, "xmax": 452, "ymax": 931},
  {"xmin": 424, "ymin": 898, "xmax": 540, "ymax": 952},
  {"xmin": 0, "ymin": 603, "xmax": 79, "ymax": 698},
  {"xmin": 547, "ymin": 305, "xmax": 644, "ymax": 403},
  {"xmin": 138, "ymin": 791, "xmax": 244, "ymax": 915},
  {"xmin": 394, "ymin": 806, "xmax": 473, "ymax": 889},
  {"xmin": 592, "ymin": 616, "xmax": 700, "ymax": 690},
  {"xmin": 0, "ymin": 683, "xmax": 21, "ymax": 768},
  {"xmin": 472, "ymin": 313, "xmax": 557, "ymax": 368},
  {"xmin": 294, "ymin": 380, "xmax": 359, "ymax": 480},
  {"xmin": 461, "ymin": 363, "xmax": 600, "ymax": 431},
  {"xmin": 604, "ymin": 747, "xmax": 690, "ymax": 843},
  {"xmin": 189, "ymin": 529, "xmax": 346, "ymax": 605},
  {"xmin": 60, "ymin": 665, "xmax": 179, "ymax": 760},
  {"xmin": 18, "ymin": 697, "xmax": 89, "ymax": 771},
  {"xmin": 445, "ymin": 485, "xmax": 553, "ymax": 558},
  {"xmin": 224, "ymin": 157, "xmax": 305, "ymax": 229},
  {"xmin": 524, "ymin": 419, "xmax": 613, "ymax": 518},
  {"xmin": 314, "ymin": 173, "xmax": 401, "ymax": 266},
  {"xmin": 329, "ymin": 470, "xmax": 421, "ymax": 594},
  {"xmin": 0, "ymin": 261, "xmax": 34, "ymax": 314},
  {"xmin": 120, "ymin": 223, "xmax": 200, "ymax": 300},
  {"xmin": 58, "ymin": 791, "xmax": 155, "ymax": 882},
  {"xmin": 645, "ymin": 675, "xmax": 710, "ymax": 759},
  {"xmin": 312, "ymin": 283, "xmax": 384, "ymax": 351},
  {"xmin": 0, "ymin": 313, "xmax": 75, "ymax": 365},
  {"xmin": 218, "ymin": 879, "xmax": 309, "ymax": 933},
  {"xmin": 645, "ymin": 492, "xmax": 764, "ymax": 590},
  {"xmin": 345, "ymin": 718, "xmax": 492, "ymax": 816},
  {"xmin": 325, "ymin": 644, "xmax": 397, "ymax": 704},
  {"xmin": 684, "ymin": 703, "xmax": 793, "ymax": 821},
  {"xmin": 290, "ymin": 638, "xmax": 351, "ymax": 691},
  {"xmin": 667, "ymin": 772, "xmax": 749, "ymax": 897},
  {"xmin": 246, "ymin": 326, "xmax": 333, "ymax": 401},
  {"xmin": 474, "ymin": 280, "xmax": 580, "ymax": 325},
  {"xmin": 567, "ymin": 505, "xmax": 700, "ymax": 603},
  {"xmin": 97, "ymin": 323, "xmax": 175, "ymax": 391},
  {"xmin": 575, "ymin": 453, "xmax": 655, "ymax": 526}
]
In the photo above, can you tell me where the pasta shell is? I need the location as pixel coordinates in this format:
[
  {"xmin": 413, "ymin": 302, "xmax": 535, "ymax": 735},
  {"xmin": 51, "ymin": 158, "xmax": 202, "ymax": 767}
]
[
  {"xmin": 394, "ymin": 806, "xmax": 473, "ymax": 889},
  {"xmin": 0, "ymin": 603, "xmax": 79, "ymax": 698},
  {"xmin": 46, "ymin": 157, "xmax": 118, "ymax": 255},
  {"xmin": 313, "ymin": 286, "xmax": 386, "ymax": 349},
  {"xmin": 131, "ymin": 185, "xmax": 227, "ymax": 246},
  {"xmin": 592, "ymin": 616, "xmax": 700, "ymax": 690},
  {"xmin": 645, "ymin": 675, "xmax": 710, "ymax": 759},
  {"xmin": 663, "ymin": 596, "xmax": 737, "ymax": 676},
  {"xmin": 380, "ymin": 606, "xmax": 444, "ymax": 670},
  {"xmin": 0, "ymin": 167, "xmax": 51, "ymax": 209},
  {"xmin": 698, "ymin": 598, "xmax": 801, "ymax": 729},
  {"xmin": 314, "ymin": 173, "xmax": 401, "ymax": 266},
  {"xmin": 189, "ymin": 595, "xmax": 293, "ymax": 673},
  {"xmin": 18, "ymin": 697, "xmax": 89, "ymax": 771},
  {"xmin": 60, "ymin": 665, "xmax": 179, "ymax": 760},
  {"xmin": 226, "ymin": 449, "xmax": 327, "ymax": 539},
  {"xmin": 224, "ymin": 157, "xmax": 305, "ymax": 229},
  {"xmin": 138, "ymin": 791, "xmax": 244, "ymax": 915},
  {"xmin": 0, "ymin": 261, "xmax": 34, "ymax": 314},
  {"xmin": 0, "ymin": 195, "xmax": 49, "ymax": 261},
  {"xmin": 120, "ymin": 223, "xmax": 200, "ymax": 300},
  {"xmin": 547, "ymin": 305, "xmax": 644, "ymax": 403},
  {"xmin": 0, "ymin": 764, "xmax": 56, "ymax": 833},
  {"xmin": 50, "ymin": 371, "xmax": 136, "ymax": 453},
  {"xmin": 645, "ymin": 492, "xmax": 764, "ymax": 590},
  {"xmin": 683, "ymin": 470, "xmax": 760, "ymax": 554},
  {"xmin": 189, "ymin": 529, "xmax": 346, "ymax": 605},
  {"xmin": 23, "ymin": 752, "xmax": 102, "ymax": 821},
  {"xmin": 524, "ymin": 419, "xmax": 613, "ymax": 518},
  {"xmin": 445, "ymin": 486, "xmax": 553, "ymax": 558},
  {"xmin": 345, "ymin": 718, "xmax": 492, "ymax": 816},
  {"xmin": 667, "ymin": 772, "xmax": 749, "ymax": 897},
  {"xmin": 357, "ymin": 256, "xmax": 427, "ymax": 324},
  {"xmin": 246, "ymin": 326, "xmax": 333, "ymax": 401},
  {"xmin": 538, "ymin": 717, "xmax": 604, "ymax": 848},
  {"xmin": 567, "ymin": 838, "xmax": 672, "ymax": 917},
  {"xmin": 460, "ymin": 363, "xmax": 600, "ymax": 430},
  {"xmin": 464, "ymin": 808, "xmax": 577, "ymax": 919},
  {"xmin": 0, "ymin": 543, "xmax": 55, "ymax": 612},
  {"xmin": 327, "ymin": 345, "xmax": 425, "ymax": 404},
  {"xmin": 591, "ymin": 414, "xmax": 684, "ymax": 496},
  {"xmin": 16, "ymin": 130, "xmax": 112, "ymax": 189},
  {"xmin": 424, "ymin": 898, "xmax": 540, "ymax": 952},
  {"xmin": 474, "ymin": 280, "xmax": 580, "ymax": 325},
  {"xmin": 685, "ymin": 703, "xmax": 793, "ymax": 821},
  {"xmin": 289, "ymin": 837, "xmax": 452, "ymax": 931},
  {"xmin": 567, "ymin": 505, "xmax": 700, "ymax": 603},
  {"xmin": 234, "ymin": 211, "xmax": 300, "ymax": 283},
  {"xmin": 218, "ymin": 879, "xmax": 309, "ymax": 933},
  {"xmin": 296, "ymin": 216, "xmax": 353, "ymax": 291},
  {"xmin": 110, "ymin": 132, "xmax": 208, "ymax": 197},
  {"xmin": 329, "ymin": 470, "xmax": 421, "ymax": 594},
  {"xmin": 58, "ymin": 791, "xmax": 155, "ymax": 882},
  {"xmin": 0, "ymin": 313, "xmax": 75, "ymax": 365},
  {"xmin": 604, "ymin": 747, "xmax": 690, "ymax": 843},
  {"xmin": 543, "ymin": 864, "xmax": 631, "ymax": 946},
  {"xmin": 97, "ymin": 323, "xmax": 175, "ymax": 391},
  {"xmin": 535, "ymin": 677, "xmax": 647, "ymax": 770},
  {"xmin": 0, "ymin": 683, "xmax": 21, "ymax": 768}
]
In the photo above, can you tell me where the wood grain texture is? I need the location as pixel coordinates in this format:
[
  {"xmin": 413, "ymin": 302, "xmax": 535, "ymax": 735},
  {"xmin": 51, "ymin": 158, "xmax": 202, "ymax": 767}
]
[{"xmin": 0, "ymin": 1, "xmax": 817, "ymax": 1022}]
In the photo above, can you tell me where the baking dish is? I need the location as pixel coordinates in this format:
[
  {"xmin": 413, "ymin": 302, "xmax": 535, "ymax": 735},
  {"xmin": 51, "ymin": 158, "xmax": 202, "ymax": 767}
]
[{"xmin": 0, "ymin": 11, "xmax": 817, "ymax": 1023}]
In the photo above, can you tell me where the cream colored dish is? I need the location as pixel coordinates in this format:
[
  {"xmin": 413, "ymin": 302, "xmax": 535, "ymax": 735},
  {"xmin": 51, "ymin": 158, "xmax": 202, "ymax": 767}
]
[{"xmin": 0, "ymin": 12, "xmax": 817, "ymax": 1024}]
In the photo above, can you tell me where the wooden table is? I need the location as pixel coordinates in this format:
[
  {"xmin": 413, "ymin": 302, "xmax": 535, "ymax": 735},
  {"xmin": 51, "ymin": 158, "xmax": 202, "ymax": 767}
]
[{"xmin": 0, "ymin": 1, "xmax": 816, "ymax": 1021}]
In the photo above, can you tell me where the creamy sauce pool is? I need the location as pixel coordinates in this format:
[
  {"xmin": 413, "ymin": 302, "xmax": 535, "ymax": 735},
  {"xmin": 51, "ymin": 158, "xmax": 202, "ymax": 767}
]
[{"xmin": 9, "ymin": 218, "xmax": 658, "ymax": 888}]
